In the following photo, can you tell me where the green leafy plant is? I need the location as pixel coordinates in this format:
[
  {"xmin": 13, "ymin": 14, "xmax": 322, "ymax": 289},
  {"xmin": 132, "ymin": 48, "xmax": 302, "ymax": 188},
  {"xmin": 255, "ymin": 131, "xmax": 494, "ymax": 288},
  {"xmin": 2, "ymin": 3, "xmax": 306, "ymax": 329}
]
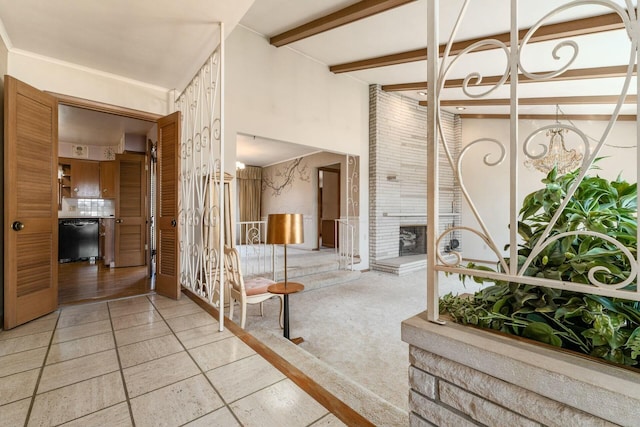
[{"xmin": 441, "ymin": 166, "xmax": 640, "ymax": 367}]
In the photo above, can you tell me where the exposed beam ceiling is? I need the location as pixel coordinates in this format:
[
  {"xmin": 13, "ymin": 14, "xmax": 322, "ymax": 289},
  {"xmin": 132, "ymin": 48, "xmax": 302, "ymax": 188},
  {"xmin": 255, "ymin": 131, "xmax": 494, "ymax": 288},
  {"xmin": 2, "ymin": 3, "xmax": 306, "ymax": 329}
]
[
  {"xmin": 419, "ymin": 95, "xmax": 638, "ymax": 107},
  {"xmin": 270, "ymin": 0, "xmax": 416, "ymax": 47},
  {"xmin": 330, "ymin": 12, "xmax": 626, "ymax": 73},
  {"xmin": 460, "ymin": 114, "xmax": 637, "ymax": 121},
  {"xmin": 382, "ymin": 65, "xmax": 637, "ymax": 92}
]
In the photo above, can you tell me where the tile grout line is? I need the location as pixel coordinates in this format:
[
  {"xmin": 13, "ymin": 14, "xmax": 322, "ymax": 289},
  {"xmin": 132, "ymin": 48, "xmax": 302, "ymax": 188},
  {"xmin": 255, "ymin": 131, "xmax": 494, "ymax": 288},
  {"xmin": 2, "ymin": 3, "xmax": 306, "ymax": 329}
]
[
  {"xmin": 147, "ymin": 295, "xmax": 245, "ymax": 426},
  {"xmin": 23, "ymin": 311, "xmax": 61, "ymax": 427},
  {"xmin": 108, "ymin": 300, "xmax": 137, "ymax": 427}
]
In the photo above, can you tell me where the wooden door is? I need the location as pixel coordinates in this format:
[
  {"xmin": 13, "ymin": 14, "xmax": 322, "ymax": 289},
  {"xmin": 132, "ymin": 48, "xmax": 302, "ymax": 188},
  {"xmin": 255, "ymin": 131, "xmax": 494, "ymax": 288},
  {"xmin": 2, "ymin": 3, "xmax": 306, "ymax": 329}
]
[
  {"xmin": 155, "ymin": 111, "xmax": 180, "ymax": 299},
  {"xmin": 320, "ymin": 168, "xmax": 340, "ymax": 248},
  {"xmin": 4, "ymin": 76, "xmax": 58, "ymax": 329},
  {"xmin": 115, "ymin": 153, "xmax": 147, "ymax": 267}
]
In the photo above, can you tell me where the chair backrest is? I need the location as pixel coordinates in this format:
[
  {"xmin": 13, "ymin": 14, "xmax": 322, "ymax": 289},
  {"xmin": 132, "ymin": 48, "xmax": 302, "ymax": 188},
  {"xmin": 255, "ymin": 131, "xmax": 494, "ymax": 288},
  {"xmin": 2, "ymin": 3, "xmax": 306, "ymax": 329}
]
[{"xmin": 223, "ymin": 246, "xmax": 245, "ymax": 295}]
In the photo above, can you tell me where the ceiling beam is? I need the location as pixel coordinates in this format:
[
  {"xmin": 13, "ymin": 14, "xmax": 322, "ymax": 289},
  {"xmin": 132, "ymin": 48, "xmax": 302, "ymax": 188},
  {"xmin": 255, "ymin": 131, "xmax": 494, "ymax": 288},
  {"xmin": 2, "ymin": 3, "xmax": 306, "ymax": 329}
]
[
  {"xmin": 330, "ymin": 12, "xmax": 626, "ymax": 73},
  {"xmin": 418, "ymin": 95, "xmax": 637, "ymax": 107},
  {"xmin": 382, "ymin": 65, "xmax": 637, "ymax": 92},
  {"xmin": 459, "ymin": 113, "xmax": 637, "ymax": 121},
  {"xmin": 270, "ymin": 0, "xmax": 416, "ymax": 47}
]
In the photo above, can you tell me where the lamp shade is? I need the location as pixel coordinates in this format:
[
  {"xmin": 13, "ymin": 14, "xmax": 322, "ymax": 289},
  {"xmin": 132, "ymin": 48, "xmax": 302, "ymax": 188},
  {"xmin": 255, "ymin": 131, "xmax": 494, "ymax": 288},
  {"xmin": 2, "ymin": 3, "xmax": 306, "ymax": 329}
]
[{"xmin": 266, "ymin": 213, "xmax": 304, "ymax": 245}]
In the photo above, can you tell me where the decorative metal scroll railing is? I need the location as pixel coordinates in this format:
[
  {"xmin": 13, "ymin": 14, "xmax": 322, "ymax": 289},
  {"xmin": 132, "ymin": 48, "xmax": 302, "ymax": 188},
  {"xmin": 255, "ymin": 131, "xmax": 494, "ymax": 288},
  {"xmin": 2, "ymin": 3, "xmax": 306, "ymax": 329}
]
[
  {"xmin": 335, "ymin": 218, "xmax": 357, "ymax": 270},
  {"xmin": 174, "ymin": 24, "xmax": 226, "ymax": 328},
  {"xmin": 426, "ymin": 0, "xmax": 639, "ymax": 322},
  {"xmin": 236, "ymin": 221, "xmax": 272, "ymax": 276}
]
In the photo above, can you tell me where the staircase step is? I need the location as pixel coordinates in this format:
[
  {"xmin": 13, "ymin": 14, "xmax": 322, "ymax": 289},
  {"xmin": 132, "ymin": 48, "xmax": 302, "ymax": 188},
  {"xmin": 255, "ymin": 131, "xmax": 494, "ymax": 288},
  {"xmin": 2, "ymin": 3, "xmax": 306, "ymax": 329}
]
[
  {"xmin": 276, "ymin": 260, "xmax": 339, "ymax": 281},
  {"xmin": 297, "ymin": 270, "xmax": 361, "ymax": 291},
  {"xmin": 251, "ymin": 329, "xmax": 407, "ymax": 426}
]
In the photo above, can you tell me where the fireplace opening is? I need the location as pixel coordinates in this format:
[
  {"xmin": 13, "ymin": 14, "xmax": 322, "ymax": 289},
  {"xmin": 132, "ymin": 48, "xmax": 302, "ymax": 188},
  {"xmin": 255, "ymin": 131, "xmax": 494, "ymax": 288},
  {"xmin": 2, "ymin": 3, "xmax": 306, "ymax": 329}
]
[{"xmin": 399, "ymin": 225, "xmax": 427, "ymax": 256}]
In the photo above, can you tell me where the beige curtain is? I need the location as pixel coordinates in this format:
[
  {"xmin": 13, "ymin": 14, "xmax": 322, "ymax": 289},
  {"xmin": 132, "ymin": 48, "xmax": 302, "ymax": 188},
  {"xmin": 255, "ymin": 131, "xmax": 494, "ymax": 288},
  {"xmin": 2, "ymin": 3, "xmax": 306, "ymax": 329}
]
[{"xmin": 237, "ymin": 166, "xmax": 262, "ymax": 243}]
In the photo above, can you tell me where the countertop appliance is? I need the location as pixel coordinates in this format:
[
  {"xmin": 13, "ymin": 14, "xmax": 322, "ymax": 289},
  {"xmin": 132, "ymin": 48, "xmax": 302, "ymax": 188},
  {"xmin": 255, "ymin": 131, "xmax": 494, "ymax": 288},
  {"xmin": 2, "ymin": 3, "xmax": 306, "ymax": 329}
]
[{"xmin": 59, "ymin": 218, "xmax": 99, "ymax": 263}]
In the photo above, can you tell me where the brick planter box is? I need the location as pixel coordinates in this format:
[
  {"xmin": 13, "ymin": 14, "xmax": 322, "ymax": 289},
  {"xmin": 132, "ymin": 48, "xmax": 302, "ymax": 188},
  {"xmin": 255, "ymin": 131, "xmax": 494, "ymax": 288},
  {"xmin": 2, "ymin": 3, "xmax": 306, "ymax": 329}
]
[{"xmin": 402, "ymin": 311, "xmax": 640, "ymax": 426}]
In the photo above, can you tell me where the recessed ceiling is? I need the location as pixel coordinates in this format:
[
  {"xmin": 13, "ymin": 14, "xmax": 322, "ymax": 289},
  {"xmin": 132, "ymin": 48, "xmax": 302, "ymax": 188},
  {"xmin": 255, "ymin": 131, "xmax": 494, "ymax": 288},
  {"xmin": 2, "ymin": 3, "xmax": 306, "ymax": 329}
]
[{"xmin": 236, "ymin": 133, "xmax": 322, "ymax": 167}]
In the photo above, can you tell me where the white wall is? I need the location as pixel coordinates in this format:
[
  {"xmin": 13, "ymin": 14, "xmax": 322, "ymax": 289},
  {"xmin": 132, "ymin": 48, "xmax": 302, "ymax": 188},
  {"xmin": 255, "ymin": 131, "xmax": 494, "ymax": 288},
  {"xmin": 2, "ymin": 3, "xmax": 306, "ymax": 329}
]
[
  {"xmin": 225, "ymin": 25, "xmax": 370, "ymax": 267},
  {"xmin": 460, "ymin": 118, "xmax": 637, "ymax": 262},
  {"xmin": 8, "ymin": 50, "xmax": 169, "ymax": 115}
]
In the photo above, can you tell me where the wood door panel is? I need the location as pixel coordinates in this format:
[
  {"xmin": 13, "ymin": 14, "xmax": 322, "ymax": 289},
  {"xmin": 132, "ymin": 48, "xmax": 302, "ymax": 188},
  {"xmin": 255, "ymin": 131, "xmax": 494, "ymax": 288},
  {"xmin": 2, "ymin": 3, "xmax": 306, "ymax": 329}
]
[
  {"xmin": 5, "ymin": 76, "xmax": 58, "ymax": 329},
  {"xmin": 155, "ymin": 111, "xmax": 180, "ymax": 299},
  {"xmin": 115, "ymin": 153, "xmax": 146, "ymax": 268}
]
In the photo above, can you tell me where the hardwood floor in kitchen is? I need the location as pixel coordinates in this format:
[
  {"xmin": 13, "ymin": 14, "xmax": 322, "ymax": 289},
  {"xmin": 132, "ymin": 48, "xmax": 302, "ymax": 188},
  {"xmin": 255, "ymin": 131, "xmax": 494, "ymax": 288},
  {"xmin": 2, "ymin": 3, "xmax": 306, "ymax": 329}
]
[{"xmin": 58, "ymin": 261, "xmax": 152, "ymax": 305}]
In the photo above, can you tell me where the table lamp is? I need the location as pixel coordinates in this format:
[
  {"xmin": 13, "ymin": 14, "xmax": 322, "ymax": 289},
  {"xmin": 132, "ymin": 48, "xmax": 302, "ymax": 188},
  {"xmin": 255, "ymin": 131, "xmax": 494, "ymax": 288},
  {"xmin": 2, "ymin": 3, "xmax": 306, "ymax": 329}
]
[{"xmin": 267, "ymin": 213, "xmax": 304, "ymax": 288}]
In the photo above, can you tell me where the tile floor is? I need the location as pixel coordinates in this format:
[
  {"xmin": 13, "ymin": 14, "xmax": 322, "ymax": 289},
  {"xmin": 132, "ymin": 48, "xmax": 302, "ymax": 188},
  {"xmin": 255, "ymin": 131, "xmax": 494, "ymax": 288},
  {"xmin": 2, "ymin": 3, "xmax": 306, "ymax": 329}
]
[{"xmin": 0, "ymin": 294, "xmax": 346, "ymax": 426}]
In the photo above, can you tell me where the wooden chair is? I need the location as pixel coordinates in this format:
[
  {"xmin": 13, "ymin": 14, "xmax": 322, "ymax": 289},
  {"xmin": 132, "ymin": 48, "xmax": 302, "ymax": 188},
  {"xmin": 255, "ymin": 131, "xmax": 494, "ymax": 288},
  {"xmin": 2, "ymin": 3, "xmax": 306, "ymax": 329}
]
[{"xmin": 224, "ymin": 246, "xmax": 283, "ymax": 329}]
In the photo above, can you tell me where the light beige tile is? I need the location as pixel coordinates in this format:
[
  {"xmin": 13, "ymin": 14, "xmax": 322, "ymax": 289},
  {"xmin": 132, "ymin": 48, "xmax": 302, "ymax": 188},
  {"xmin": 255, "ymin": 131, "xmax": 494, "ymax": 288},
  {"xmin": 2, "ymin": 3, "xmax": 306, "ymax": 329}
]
[
  {"xmin": 109, "ymin": 301, "xmax": 155, "ymax": 319},
  {"xmin": 29, "ymin": 371, "xmax": 126, "ymax": 427},
  {"xmin": 0, "ymin": 368, "xmax": 39, "ymax": 405},
  {"xmin": 57, "ymin": 309, "xmax": 110, "ymax": 328},
  {"xmin": 130, "ymin": 374, "xmax": 223, "ymax": 427},
  {"xmin": 310, "ymin": 414, "xmax": 348, "ymax": 426},
  {"xmin": 52, "ymin": 320, "xmax": 112, "ymax": 344},
  {"xmin": 149, "ymin": 294, "xmax": 195, "ymax": 308},
  {"xmin": 60, "ymin": 402, "xmax": 132, "ymax": 427},
  {"xmin": 165, "ymin": 311, "xmax": 218, "ymax": 333},
  {"xmin": 230, "ymin": 379, "xmax": 328, "ymax": 427},
  {"xmin": 185, "ymin": 406, "xmax": 240, "ymax": 426},
  {"xmin": 108, "ymin": 295, "xmax": 151, "ymax": 309},
  {"xmin": 114, "ymin": 321, "xmax": 170, "ymax": 347},
  {"xmin": 206, "ymin": 354, "xmax": 286, "ymax": 402},
  {"xmin": 0, "ymin": 347, "xmax": 46, "ymax": 378},
  {"xmin": 175, "ymin": 323, "xmax": 232, "ymax": 349},
  {"xmin": 189, "ymin": 336, "xmax": 255, "ymax": 372},
  {"xmin": 0, "ymin": 318, "xmax": 57, "ymax": 341},
  {"xmin": 38, "ymin": 349, "xmax": 120, "ymax": 393},
  {"xmin": 0, "ymin": 331, "xmax": 51, "ymax": 357},
  {"xmin": 156, "ymin": 302, "xmax": 203, "ymax": 320},
  {"xmin": 118, "ymin": 334, "xmax": 184, "ymax": 368},
  {"xmin": 46, "ymin": 332, "xmax": 114, "ymax": 365},
  {"xmin": 0, "ymin": 398, "xmax": 30, "ymax": 427},
  {"xmin": 123, "ymin": 351, "xmax": 200, "ymax": 397},
  {"xmin": 61, "ymin": 302, "xmax": 108, "ymax": 316},
  {"xmin": 111, "ymin": 310, "xmax": 163, "ymax": 331}
]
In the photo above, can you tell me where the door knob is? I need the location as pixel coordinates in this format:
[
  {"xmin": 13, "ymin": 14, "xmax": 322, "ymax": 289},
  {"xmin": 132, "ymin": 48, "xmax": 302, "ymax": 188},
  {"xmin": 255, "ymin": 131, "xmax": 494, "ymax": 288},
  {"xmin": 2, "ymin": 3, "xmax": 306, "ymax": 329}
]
[
  {"xmin": 12, "ymin": 221, "xmax": 24, "ymax": 231},
  {"xmin": 115, "ymin": 219, "xmax": 123, "ymax": 223},
  {"xmin": 171, "ymin": 219, "xmax": 177, "ymax": 227}
]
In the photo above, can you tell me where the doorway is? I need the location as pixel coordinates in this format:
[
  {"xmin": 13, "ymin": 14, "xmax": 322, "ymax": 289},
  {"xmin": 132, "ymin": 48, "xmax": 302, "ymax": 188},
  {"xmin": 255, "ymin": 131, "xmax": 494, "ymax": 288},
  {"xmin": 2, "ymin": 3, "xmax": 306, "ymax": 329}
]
[
  {"xmin": 317, "ymin": 164, "xmax": 340, "ymax": 249},
  {"xmin": 55, "ymin": 98, "xmax": 158, "ymax": 305}
]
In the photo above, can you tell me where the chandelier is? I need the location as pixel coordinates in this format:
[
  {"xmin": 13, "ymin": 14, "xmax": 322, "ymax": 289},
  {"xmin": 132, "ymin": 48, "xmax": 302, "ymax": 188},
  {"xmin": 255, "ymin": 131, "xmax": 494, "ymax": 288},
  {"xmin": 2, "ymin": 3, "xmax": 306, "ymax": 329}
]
[{"xmin": 525, "ymin": 106, "xmax": 583, "ymax": 174}]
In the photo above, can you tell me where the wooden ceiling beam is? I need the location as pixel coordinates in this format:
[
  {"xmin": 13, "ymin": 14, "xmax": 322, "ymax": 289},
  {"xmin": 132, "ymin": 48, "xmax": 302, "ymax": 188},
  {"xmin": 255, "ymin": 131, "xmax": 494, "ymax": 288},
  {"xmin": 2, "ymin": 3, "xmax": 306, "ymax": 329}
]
[
  {"xmin": 330, "ymin": 12, "xmax": 626, "ymax": 73},
  {"xmin": 418, "ymin": 94, "xmax": 637, "ymax": 107},
  {"xmin": 382, "ymin": 65, "xmax": 637, "ymax": 92},
  {"xmin": 459, "ymin": 113, "xmax": 637, "ymax": 121},
  {"xmin": 270, "ymin": 0, "xmax": 417, "ymax": 47}
]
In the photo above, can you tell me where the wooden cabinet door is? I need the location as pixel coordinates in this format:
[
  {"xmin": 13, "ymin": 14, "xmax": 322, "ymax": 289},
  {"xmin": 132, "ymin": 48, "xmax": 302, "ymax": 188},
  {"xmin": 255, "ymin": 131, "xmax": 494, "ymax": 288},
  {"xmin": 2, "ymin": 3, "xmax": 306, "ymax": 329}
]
[
  {"xmin": 115, "ymin": 153, "xmax": 146, "ymax": 267},
  {"xmin": 100, "ymin": 161, "xmax": 116, "ymax": 198},
  {"xmin": 4, "ymin": 76, "xmax": 58, "ymax": 329},
  {"xmin": 72, "ymin": 159, "xmax": 100, "ymax": 197},
  {"xmin": 155, "ymin": 111, "xmax": 180, "ymax": 299}
]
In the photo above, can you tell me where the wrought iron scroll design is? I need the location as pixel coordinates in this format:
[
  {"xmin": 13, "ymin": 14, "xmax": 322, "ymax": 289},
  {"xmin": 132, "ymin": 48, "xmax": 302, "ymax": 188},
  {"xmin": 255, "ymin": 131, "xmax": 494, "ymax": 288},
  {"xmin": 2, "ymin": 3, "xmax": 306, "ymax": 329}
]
[
  {"xmin": 428, "ymin": 0, "xmax": 639, "ymax": 322},
  {"xmin": 175, "ymin": 46, "xmax": 223, "ymax": 307}
]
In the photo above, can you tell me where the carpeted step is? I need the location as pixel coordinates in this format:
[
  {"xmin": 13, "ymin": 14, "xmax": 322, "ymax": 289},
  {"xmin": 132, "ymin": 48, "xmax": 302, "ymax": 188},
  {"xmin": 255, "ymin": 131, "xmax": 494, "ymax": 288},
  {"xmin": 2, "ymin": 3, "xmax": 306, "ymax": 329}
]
[
  {"xmin": 296, "ymin": 269, "xmax": 361, "ymax": 292},
  {"xmin": 251, "ymin": 329, "xmax": 408, "ymax": 426}
]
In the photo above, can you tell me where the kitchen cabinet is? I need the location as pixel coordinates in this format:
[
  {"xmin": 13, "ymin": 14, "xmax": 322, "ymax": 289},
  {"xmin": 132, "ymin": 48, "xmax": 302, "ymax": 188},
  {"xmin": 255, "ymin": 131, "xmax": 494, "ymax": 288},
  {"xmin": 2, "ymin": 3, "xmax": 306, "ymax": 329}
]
[
  {"xmin": 100, "ymin": 161, "xmax": 117, "ymax": 198},
  {"xmin": 58, "ymin": 158, "xmax": 100, "ymax": 198}
]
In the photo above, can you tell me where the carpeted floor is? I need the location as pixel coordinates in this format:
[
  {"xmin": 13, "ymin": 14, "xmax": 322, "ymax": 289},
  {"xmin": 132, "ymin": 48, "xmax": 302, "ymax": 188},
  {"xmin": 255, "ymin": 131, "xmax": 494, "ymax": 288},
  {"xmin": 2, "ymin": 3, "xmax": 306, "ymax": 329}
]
[{"xmin": 240, "ymin": 267, "xmax": 484, "ymax": 412}]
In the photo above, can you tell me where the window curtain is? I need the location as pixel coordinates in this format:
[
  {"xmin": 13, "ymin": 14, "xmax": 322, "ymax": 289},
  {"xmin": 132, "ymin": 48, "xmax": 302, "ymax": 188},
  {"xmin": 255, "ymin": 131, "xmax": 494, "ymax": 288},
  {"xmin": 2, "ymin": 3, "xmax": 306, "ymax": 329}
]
[{"xmin": 236, "ymin": 166, "xmax": 262, "ymax": 243}]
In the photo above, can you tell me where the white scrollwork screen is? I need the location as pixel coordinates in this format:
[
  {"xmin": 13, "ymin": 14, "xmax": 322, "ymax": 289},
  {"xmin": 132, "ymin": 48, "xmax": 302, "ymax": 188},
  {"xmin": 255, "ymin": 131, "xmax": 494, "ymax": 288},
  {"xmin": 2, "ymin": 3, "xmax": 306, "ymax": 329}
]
[
  {"xmin": 175, "ymin": 44, "xmax": 224, "ymax": 308},
  {"xmin": 428, "ymin": 0, "xmax": 639, "ymax": 321}
]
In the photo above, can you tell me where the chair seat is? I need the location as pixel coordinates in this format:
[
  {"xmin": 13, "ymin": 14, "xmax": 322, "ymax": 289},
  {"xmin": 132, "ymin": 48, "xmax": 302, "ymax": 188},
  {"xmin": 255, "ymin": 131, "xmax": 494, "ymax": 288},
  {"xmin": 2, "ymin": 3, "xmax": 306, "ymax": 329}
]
[{"xmin": 244, "ymin": 277, "xmax": 276, "ymax": 296}]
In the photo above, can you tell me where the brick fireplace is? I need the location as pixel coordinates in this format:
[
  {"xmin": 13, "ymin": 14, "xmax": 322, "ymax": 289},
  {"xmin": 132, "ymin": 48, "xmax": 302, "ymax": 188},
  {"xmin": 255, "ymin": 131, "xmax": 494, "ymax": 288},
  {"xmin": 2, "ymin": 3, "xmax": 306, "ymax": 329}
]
[{"xmin": 368, "ymin": 85, "xmax": 461, "ymax": 273}]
